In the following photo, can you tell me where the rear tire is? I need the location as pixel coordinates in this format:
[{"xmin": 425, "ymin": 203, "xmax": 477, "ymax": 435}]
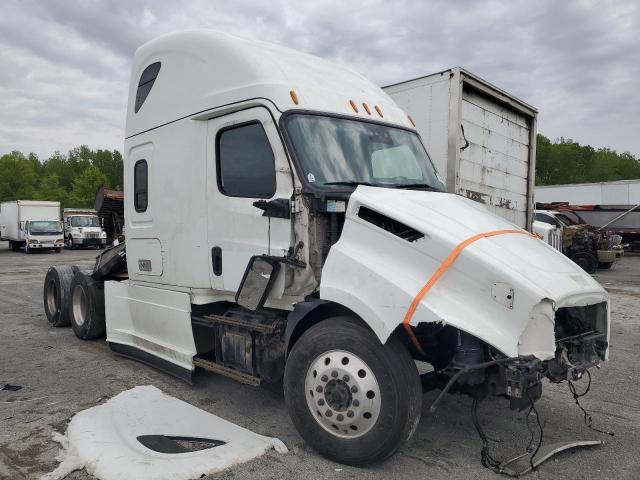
[
  {"xmin": 284, "ymin": 317, "xmax": 422, "ymax": 465},
  {"xmin": 69, "ymin": 270, "xmax": 106, "ymax": 340},
  {"xmin": 43, "ymin": 265, "xmax": 79, "ymax": 327}
]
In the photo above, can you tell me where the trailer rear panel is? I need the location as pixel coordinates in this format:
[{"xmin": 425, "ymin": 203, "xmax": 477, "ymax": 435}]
[{"xmin": 384, "ymin": 68, "xmax": 537, "ymax": 229}]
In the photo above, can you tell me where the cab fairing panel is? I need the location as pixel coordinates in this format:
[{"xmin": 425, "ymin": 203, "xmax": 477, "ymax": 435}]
[
  {"xmin": 320, "ymin": 186, "xmax": 609, "ymax": 360},
  {"xmin": 126, "ymin": 30, "xmax": 413, "ymax": 137},
  {"xmin": 105, "ymin": 281, "xmax": 196, "ymax": 371}
]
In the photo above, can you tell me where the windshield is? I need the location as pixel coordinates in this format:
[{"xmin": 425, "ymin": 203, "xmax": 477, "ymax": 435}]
[
  {"xmin": 285, "ymin": 114, "xmax": 445, "ymax": 190},
  {"xmin": 70, "ymin": 216, "xmax": 100, "ymax": 227},
  {"xmin": 555, "ymin": 212, "xmax": 582, "ymax": 226},
  {"xmin": 28, "ymin": 221, "xmax": 62, "ymax": 234}
]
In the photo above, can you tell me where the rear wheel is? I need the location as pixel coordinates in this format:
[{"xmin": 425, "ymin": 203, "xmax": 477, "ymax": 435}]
[
  {"xmin": 284, "ymin": 317, "xmax": 422, "ymax": 465},
  {"xmin": 10, "ymin": 241, "xmax": 20, "ymax": 252},
  {"xmin": 43, "ymin": 265, "xmax": 79, "ymax": 327},
  {"xmin": 69, "ymin": 271, "xmax": 106, "ymax": 340}
]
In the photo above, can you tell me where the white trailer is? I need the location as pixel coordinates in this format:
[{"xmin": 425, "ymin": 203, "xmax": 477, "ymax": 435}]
[
  {"xmin": 383, "ymin": 68, "xmax": 537, "ymax": 230},
  {"xmin": 0, "ymin": 200, "xmax": 64, "ymax": 253},
  {"xmin": 44, "ymin": 31, "xmax": 609, "ymax": 471},
  {"xmin": 535, "ymin": 179, "xmax": 640, "ymax": 205}
]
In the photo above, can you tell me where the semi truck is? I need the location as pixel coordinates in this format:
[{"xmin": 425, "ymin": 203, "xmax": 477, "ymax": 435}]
[
  {"xmin": 45, "ymin": 31, "xmax": 610, "ymax": 469},
  {"xmin": 383, "ymin": 68, "xmax": 537, "ymax": 230},
  {"xmin": 62, "ymin": 208, "xmax": 107, "ymax": 249},
  {"xmin": 0, "ymin": 200, "xmax": 64, "ymax": 253}
]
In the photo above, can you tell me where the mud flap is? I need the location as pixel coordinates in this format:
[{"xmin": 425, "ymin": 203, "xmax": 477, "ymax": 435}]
[{"xmin": 499, "ymin": 440, "xmax": 602, "ymax": 477}]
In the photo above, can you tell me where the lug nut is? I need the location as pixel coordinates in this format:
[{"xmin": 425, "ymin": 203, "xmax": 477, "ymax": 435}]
[
  {"xmin": 325, "ymin": 410, "xmax": 333, "ymax": 417},
  {"xmin": 337, "ymin": 414, "xmax": 344, "ymax": 421},
  {"xmin": 321, "ymin": 375, "xmax": 328, "ymax": 382},
  {"xmin": 331, "ymin": 371, "xmax": 338, "ymax": 378},
  {"xmin": 318, "ymin": 399, "xmax": 325, "ymax": 406},
  {"xmin": 353, "ymin": 400, "xmax": 360, "ymax": 407},
  {"xmin": 347, "ymin": 410, "xmax": 354, "ymax": 418},
  {"xmin": 343, "ymin": 375, "xmax": 350, "ymax": 382},
  {"xmin": 316, "ymin": 385, "xmax": 323, "ymax": 393},
  {"xmin": 350, "ymin": 386, "xmax": 358, "ymax": 393}
]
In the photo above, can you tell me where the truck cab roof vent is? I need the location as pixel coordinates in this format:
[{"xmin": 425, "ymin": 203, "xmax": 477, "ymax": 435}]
[
  {"xmin": 135, "ymin": 62, "xmax": 161, "ymax": 113},
  {"xmin": 357, "ymin": 206, "xmax": 424, "ymax": 242}
]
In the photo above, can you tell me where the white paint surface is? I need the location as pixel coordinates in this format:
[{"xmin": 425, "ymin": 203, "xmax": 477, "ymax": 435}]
[
  {"xmin": 320, "ymin": 186, "xmax": 609, "ymax": 360},
  {"xmin": 42, "ymin": 386, "xmax": 287, "ymax": 480},
  {"xmin": 535, "ymin": 179, "xmax": 640, "ymax": 205}
]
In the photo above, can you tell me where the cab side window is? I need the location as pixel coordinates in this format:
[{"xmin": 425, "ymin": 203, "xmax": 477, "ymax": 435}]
[
  {"xmin": 134, "ymin": 160, "xmax": 148, "ymax": 212},
  {"xmin": 217, "ymin": 122, "xmax": 276, "ymax": 198}
]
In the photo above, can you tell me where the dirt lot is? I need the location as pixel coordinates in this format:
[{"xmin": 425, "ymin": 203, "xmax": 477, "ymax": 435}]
[{"xmin": 1, "ymin": 242, "xmax": 639, "ymax": 480}]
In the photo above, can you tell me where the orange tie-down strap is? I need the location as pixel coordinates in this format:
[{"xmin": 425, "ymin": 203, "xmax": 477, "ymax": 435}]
[{"xmin": 402, "ymin": 229, "xmax": 536, "ymax": 355}]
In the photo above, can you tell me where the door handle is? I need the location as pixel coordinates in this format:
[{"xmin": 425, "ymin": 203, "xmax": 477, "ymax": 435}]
[{"xmin": 211, "ymin": 246, "xmax": 222, "ymax": 276}]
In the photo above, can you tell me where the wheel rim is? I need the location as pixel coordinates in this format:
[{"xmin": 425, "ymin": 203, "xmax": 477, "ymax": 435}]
[
  {"xmin": 45, "ymin": 279, "xmax": 59, "ymax": 315},
  {"xmin": 305, "ymin": 350, "xmax": 381, "ymax": 439},
  {"xmin": 72, "ymin": 285, "xmax": 88, "ymax": 326}
]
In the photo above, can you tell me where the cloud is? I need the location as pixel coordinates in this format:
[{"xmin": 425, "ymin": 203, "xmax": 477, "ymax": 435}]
[{"xmin": 0, "ymin": 0, "xmax": 638, "ymax": 158}]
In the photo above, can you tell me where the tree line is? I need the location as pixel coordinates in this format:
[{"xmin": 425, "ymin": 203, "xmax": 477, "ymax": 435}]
[
  {"xmin": 0, "ymin": 146, "xmax": 122, "ymax": 208},
  {"xmin": 536, "ymin": 134, "xmax": 640, "ymax": 185},
  {"xmin": 0, "ymin": 136, "xmax": 639, "ymax": 207}
]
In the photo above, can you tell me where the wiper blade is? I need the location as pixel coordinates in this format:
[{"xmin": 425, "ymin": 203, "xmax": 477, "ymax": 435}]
[
  {"xmin": 323, "ymin": 181, "xmax": 382, "ymax": 187},
  {"xmin": 394, "ymin": 183, "xmax": 436, "ymax": 190}
]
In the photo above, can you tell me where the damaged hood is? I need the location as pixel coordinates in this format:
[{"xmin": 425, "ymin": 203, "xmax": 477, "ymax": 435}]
[{"xmin": 320, "ymin": 186, "xmax": 609, "ymax": 360}]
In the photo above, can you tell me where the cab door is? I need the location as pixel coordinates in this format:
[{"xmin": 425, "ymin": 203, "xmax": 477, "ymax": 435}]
[{"xmin": 206, "ymin": 106, "xmax": 294, "ymax": 297}]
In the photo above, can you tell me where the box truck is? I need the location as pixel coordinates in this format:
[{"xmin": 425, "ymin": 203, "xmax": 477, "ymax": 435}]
[
  {"xmin": 62, "ymin": 208, "xmax": 107, "ymax": 249},
  {"xmin": 44, "ymin": 31, "xmax": 609, "ymax": 470},
  {"xmin": 383, "ymin": 68, "xmax": 537, "ymax": 230},
  {"xmin": 0, "ymin": 200, "xmax": 64, "ymax": 253}
]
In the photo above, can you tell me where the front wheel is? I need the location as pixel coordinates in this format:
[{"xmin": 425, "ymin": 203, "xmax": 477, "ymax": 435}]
[
  {"xmin": 598, "ymin": 261, "xmax": 613, "ymax": 270},
  {"xmin": 284, "ymin": 317, "xmax": 422, "ymax": 465}
]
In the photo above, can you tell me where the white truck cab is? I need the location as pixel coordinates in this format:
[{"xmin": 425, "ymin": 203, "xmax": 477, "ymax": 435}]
[
  {"xmin": 47, "ymin": 31, "xmax": 610, "ymax": 467},
  {"xmin": 63, "ymin": 209, "xmax": 107, "ymax": 249}
]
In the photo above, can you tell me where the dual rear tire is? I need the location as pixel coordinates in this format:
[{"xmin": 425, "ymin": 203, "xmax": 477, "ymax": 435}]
[
  {"xmin": 69, "ymin": 271, "xmax": 106, "ymax": 340},
  {"xmin": 284, "ymin": 317, "xmax": 422, "ymax": 465},
  {"xmin": 43, "ymin": 265, "xmax": 79, "ymax": 327},
  {"xmin": 43, "ymin": 267, "xmax": 105, "ymax": 339}
]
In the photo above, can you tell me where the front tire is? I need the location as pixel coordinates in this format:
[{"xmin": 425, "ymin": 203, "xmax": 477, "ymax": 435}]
[
  {"xmin": 284, "ymin": 317, "xmax": 422, "ymax": 465},
  {"xmin": 69, "ymin": 271, "xmax": 106, "ymax": 340},
  {"xmin": 598, "ymin": 261, "xmax": 613, "ymax": 270},
  {"xmin": 570, "ymin": 251, "xmax": 598, "ymax": 274}
]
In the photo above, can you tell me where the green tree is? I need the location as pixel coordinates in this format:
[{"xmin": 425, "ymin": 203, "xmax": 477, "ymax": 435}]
[
  {"xmin": 0, "ymin": 151, "xmax": 37, "ymax": 202},
  {"xmin": 35, "ymin": 174, "xmax": 69, "ymax": 206},
  {"xmin": 69, "ymin": 166, "xmax": 107, "ymax": 207}
]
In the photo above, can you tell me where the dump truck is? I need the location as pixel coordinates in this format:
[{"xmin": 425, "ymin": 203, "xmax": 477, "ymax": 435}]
[
  {"xmin": 383, "ymin": 68, "xmax": 537, "ymax": 230},
  {"xmin": 0, "ymin": 200, "xmax": 64, "ymax": 253},
  {"xmin": 44, "ymin": 31, "xmax": 610, "ymax": 470}
]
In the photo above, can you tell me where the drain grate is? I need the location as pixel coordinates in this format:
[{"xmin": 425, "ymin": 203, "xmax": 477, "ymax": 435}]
[{"xmin": 137, "ymin": 435, "xmax": 226, "ymax": 454}]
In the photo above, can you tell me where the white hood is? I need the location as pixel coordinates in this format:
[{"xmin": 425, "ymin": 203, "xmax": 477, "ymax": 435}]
[{"xmin": 320, "ymin": 186, "xmax": 609, "ymax": 360}]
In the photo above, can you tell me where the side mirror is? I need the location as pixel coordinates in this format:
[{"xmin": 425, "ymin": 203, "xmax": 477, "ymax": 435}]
[{"xmin": 235, "ymin": 256, "xmax": 281, "ymax": 311}]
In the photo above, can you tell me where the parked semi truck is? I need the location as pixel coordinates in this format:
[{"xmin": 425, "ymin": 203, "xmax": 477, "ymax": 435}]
[
  {"xmin": 45, "ymin": 31, "xmax": 609, "ymax": 468},
  {"xmin": 383, "ymin": 68, "xmax": 537, "ymax": 230},
  {"xmin": 63, "ymin": 208, "xmax": 107, "ymax": 249},
  {"xmin": 0, "ymin": 200, "xmax": 63, "ymax": 253}
]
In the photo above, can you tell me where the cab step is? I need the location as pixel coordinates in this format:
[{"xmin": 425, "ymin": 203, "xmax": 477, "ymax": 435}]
[{"xmin": 193, "ymin": 357, "xmax": 261, "ymax": 386}]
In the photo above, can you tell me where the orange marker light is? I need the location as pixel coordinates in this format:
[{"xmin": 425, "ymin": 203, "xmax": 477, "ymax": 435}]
[
  {"xmin": 290, "ymin": 90, "xmax": 299, "ymax": 105},
  {"xmin": 349, "ymin": 100, "xmax": 359, "ymax": 113},
  {"xmin": 374, "ymin": 105, "xmax": 383, "ymax": 117},
  {"xmin": 362, "ymin": 102, "xmax": 371, "ymax": 115},
  {"xmin": 408, "ymin": 114, "xmax": 416, "ymax": 126}
]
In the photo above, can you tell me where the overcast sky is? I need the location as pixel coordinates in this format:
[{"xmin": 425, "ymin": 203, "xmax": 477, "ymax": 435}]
[{"xmin": 1, "ymin": 0, "xmax": 639, "ymax": 159}]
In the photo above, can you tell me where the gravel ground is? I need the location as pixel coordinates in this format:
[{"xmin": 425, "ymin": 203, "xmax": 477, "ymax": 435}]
[{"xmin": 0, "ymin": 242, "xmax": 638, "ymax": 480}]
